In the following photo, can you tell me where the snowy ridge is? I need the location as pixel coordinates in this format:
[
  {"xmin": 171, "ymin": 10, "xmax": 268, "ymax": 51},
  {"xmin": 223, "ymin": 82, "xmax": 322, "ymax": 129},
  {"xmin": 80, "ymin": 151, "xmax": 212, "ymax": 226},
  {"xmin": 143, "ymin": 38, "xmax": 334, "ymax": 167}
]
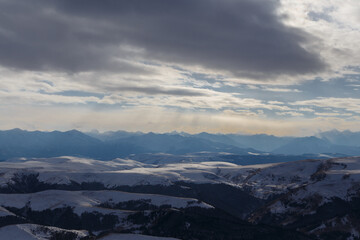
[
  {"xmin": 1, "ymin": 156, "xmax": 360, "ymax": 202},
  {"xmin": 0, "ymin": 156, "xmax": 254, "ymax": 187},
  {"xmin": 2, "ymin": 156, "xmax": 360, "ymax": 202},
  {"xmin": 0, "ymin": 189, "xmax": 212, "ymax": 215}
]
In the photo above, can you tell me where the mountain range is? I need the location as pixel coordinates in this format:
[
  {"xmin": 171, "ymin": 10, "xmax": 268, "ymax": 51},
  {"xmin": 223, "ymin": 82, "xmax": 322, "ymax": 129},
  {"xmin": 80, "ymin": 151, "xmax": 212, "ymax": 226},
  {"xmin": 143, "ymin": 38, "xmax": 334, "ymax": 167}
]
[{"xmin": 0, "ymin": 129, "xmax": 360, "ymax": 162}]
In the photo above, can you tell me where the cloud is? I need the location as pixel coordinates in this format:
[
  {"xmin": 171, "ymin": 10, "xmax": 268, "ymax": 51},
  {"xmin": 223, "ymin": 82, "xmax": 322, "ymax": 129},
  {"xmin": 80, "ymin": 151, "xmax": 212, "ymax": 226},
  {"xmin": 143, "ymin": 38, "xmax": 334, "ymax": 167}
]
[
  {"xmin": 298, "ymin": 107, "xmax": 315, "ymax": 112},
  {"xmin": 100, "ymin": 85, "xmax": 210, "ymax": 97},
  {"xmin": 0, "ymin": 90, "xmax": 100, "ymax": 105},
  {"xmin": 314, "ymin": 112, "xmax": 353, "ymax": 117},
  {"xmin": 293, "ymin": 97, "xmax": 360, "ymax": 114},
  {"xmin": 261, "ymin": 87, "xmax": 302, "ymax": 92},
  {"xmin": 279, "ymin": 0, "xmax": 360, "ymax": 80},
  {"xmin": 0, "ymin": 0, "xmax": 326, "ymax": 80},
  {"xmin": 276, "ymin": 111, "xmax": 304, "ymax": 117}
]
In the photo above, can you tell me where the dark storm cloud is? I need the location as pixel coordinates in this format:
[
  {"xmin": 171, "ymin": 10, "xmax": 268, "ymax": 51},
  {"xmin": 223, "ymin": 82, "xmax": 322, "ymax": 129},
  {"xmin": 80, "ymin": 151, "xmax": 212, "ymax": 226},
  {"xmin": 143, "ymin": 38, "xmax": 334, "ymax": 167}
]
[{"xmin": 0, "ymin": 0, "xmax": 326, "ymax": 78}]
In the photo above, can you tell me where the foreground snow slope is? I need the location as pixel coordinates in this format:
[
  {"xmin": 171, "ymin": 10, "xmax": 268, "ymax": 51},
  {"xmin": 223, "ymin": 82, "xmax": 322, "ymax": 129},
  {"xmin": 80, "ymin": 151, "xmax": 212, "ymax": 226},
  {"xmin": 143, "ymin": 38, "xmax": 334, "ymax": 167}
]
[
  {"xmin": 0, "ymin": 224, "xmax": 89, "ymax": 240},
  {"xmin": 0, "ymin": 224, "xmax": 178, "ymax": 240}
]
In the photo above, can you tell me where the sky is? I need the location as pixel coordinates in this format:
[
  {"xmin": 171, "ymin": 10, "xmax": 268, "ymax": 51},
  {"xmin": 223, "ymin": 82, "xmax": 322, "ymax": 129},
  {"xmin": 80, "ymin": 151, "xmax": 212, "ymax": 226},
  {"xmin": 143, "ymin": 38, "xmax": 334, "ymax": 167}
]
[{"xmin": 0, "ymin": 0, "xmax": 360, "ymax": 136}]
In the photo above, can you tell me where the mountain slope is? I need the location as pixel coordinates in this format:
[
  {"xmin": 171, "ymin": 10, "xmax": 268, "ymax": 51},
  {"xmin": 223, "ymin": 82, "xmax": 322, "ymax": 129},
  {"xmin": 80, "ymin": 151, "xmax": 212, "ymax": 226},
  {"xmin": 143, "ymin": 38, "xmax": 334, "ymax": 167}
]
[
  {"xmin": 272, "ymin": 136, "xmax": 360, "ymax": 155},
  {"xmin": 107, "ymin": 133, "xmax": 259, "ymax": 155},
  {"xmin": 227, "ymin": 134, "xmax": 295, "ymax": 152},
  {"xmin": 319, "ymin": 129, "xmax": 360, "ymax": 147},
  {"xmin": 0, "ymin": 129, "xmax": 103, "ymax": 160}
]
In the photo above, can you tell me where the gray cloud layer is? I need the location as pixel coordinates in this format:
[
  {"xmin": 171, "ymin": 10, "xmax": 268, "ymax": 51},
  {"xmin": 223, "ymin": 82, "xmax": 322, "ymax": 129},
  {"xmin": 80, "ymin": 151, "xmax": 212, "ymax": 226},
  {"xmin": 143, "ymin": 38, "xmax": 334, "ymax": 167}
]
[{"xmin": 0, "ymin": 0, "xmax": 326, "ymax": 79}]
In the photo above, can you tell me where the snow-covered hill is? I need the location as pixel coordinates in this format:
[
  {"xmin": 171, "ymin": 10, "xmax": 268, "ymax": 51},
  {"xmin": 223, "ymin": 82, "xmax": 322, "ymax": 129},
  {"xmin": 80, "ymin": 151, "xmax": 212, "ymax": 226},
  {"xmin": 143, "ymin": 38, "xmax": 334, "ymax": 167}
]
[
  {"xmin": 1, "ymin": 156, "xmax": 360, "ymax": 239},
  {"xmin": 2, "ymin": 156, "xmax": 358, "ymax": 202},
  {"xmin": 0, "ymin": 156, "xmax": 250, "ymax": 187}
]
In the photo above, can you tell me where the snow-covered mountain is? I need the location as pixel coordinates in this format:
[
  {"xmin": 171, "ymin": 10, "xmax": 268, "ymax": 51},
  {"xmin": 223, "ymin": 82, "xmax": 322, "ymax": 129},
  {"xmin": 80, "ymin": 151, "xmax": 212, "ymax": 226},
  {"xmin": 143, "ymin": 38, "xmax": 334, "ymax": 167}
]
[{"xmin": 1, "ymin": 156, "xmax": 360, "ymax": 239}]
